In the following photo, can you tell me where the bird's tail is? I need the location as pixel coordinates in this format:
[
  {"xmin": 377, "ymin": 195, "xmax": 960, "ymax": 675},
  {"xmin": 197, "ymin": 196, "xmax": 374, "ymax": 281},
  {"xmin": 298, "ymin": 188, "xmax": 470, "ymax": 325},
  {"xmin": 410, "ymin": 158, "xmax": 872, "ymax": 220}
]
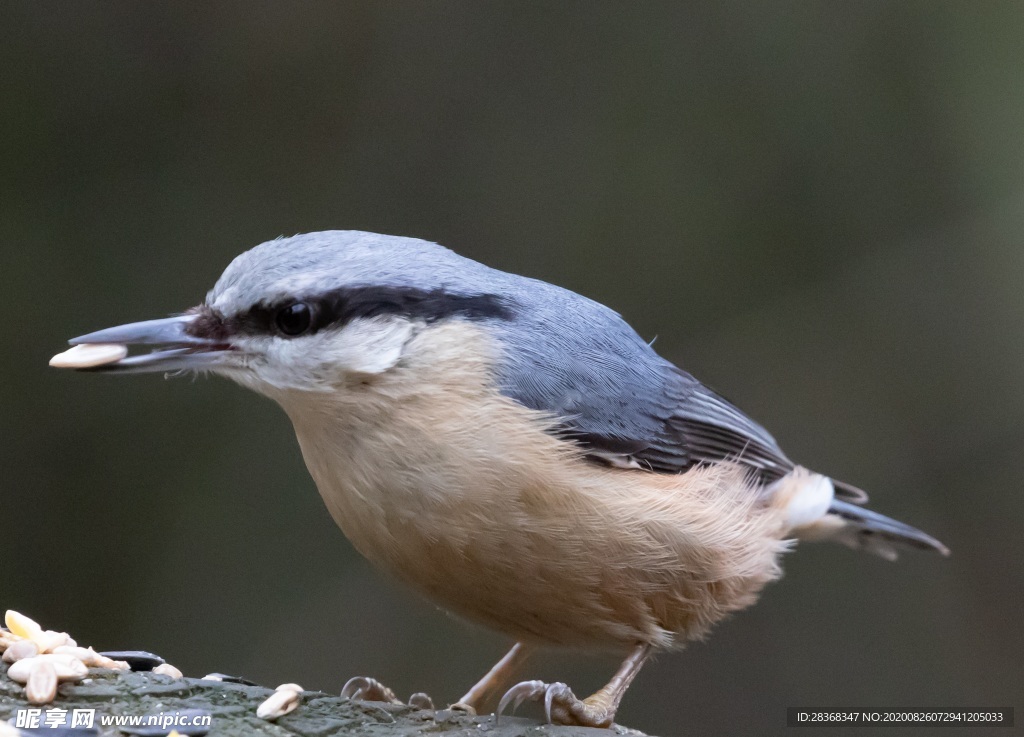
[{"xmin": 771, "ymin": 468, "xmax": 949, "ymax": 560}]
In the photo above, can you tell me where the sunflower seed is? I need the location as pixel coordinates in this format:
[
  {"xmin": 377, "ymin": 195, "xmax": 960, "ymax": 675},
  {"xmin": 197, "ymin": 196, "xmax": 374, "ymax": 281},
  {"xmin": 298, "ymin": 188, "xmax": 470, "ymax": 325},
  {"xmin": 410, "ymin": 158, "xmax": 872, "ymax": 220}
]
[
  {"xmin": 38, "ymin": 630, "xmax": 73, "ymax": 653},
  {"xmin": 49, "ymin": 343, "xmax": 128, "ymax": 369},
  {"xmin": 25, "ymin": 659, "xmax": 58, "ymax": 704},
  {"xmin": 8, "ymin": 654, "xmax": 87, "ymax": 683},
  {"xmin": 94, "ymin": 655, "xmax": 130, "ymax": 670},
  {"xmin": 152, "ymin": 663, "xmax": 183, "ymax": 679},
  {"xmin": 256, "ymin": 688, "xmax": 300, "ymax": 720},
  {"xmin": 0, "ymin": 628, "xmax": 24, "ymax": 652},
  {"xmin": 409, "ymin": 692, "xmax": 435, "ymax": 709},
  {"xmin": 2, "ymin": 638, "xmax": 39, "ymax": 663},
  {"xmin": 5, "ymin": 610, "xmax": 43, "ymax": 642},
  {"xmin": 53, "ymin": 645, "xmax": 104, "ymax": 666}
]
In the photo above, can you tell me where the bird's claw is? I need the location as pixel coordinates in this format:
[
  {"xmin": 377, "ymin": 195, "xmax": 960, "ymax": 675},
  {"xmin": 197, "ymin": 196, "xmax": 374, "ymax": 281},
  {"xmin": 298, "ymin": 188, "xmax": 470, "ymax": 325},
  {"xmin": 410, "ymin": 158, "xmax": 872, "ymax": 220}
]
[
  {"xmin": 341, "ymin": 676, "xmax": 433, "ymax": 709},
  {"xmin": 497, "ymin": 679, "xmax": 547, "ymax": 719},
  {"xmin": 341, "ymin": 676, "xmax": 401, "ymax": 703},
  {"xmin": 497, "ymin": 680, "xmax": 605, "ymax": 726}
]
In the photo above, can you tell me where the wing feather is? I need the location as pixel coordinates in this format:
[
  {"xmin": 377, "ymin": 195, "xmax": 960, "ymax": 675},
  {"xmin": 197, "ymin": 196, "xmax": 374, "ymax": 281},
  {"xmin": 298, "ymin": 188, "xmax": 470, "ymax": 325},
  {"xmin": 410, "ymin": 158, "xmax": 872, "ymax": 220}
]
[{"xmin": 488, "ymin": 277, "xmax": 864, "ymax": 500}]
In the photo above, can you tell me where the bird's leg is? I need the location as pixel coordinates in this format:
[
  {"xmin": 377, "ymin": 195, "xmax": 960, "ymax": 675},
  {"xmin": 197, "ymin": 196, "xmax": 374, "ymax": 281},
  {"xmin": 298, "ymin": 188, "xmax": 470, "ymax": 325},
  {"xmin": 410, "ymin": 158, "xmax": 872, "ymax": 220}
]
[
  {"xmin": 340, "ymin": 676, "xmax": 435, "ymax": 710},
  {"xmin": 450, "ymin": 642, "xmax": 534, "ymax": 714},
  {"xmin": 498, "ymin": 642, "xmax": 651, "ymax": 727},
  {"xmin": 340, "ymin": 643, "xmax": 533, "ymax": 714}
]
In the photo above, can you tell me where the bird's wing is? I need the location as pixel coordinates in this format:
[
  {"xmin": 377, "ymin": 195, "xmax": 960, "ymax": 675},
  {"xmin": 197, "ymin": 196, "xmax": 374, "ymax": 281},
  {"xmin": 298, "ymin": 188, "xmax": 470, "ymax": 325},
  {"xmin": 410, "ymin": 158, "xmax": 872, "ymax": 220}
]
[
  {"xmin": 491, "ymin": 299, "xmax": 795, "ymax": 485},
  {"xmin": 489, "ymin": 279, "xmax": 867, "ymax": 501},
  {"xmin": 639, "ymin": 376, "xmax": 795, "ymax": 482},
  {"xmin": 501, "ymin": 357, "xmax": 793, "ymax": 483}
]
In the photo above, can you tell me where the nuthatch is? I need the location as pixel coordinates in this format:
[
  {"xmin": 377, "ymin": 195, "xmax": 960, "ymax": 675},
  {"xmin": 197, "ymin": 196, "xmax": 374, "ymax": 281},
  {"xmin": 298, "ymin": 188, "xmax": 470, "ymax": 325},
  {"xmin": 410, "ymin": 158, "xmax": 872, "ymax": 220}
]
[{"xmin": 52, "ymin": 231, "xmax": 947, "ymax": 727}]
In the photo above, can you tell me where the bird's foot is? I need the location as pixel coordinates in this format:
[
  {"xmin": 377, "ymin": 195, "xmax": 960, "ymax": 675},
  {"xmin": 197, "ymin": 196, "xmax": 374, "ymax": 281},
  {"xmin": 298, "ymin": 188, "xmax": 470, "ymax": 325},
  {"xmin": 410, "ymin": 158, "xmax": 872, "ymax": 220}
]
[
  {"xmin": 340, "ymin": 676, "xmax": 434, "ymax": 709},
  {"xmin": 497, "ymin": 680, "xmax": 615, "ymax": 728}
]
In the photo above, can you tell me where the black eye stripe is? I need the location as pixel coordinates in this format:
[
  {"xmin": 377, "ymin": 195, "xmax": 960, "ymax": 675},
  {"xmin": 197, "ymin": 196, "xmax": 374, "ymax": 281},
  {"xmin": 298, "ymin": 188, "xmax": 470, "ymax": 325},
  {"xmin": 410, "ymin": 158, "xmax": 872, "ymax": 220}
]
[{"xmin": 187, "ymin": 286, "xmax": 514, "ymax": 340}]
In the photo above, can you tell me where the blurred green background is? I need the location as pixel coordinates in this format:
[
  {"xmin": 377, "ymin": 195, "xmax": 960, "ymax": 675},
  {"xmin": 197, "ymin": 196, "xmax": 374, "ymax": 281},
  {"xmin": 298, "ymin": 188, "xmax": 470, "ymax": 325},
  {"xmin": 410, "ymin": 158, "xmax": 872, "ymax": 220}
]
[{"xmin": 2, "ymin": 2, "xmax": 1021, "ymax": 735}]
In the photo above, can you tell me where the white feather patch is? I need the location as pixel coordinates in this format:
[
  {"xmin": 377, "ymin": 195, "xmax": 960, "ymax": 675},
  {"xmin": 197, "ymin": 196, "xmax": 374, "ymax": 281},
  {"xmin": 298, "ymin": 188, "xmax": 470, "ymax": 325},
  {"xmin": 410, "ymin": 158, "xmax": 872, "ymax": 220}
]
[
  {"xmin": 768, "ymin": 467, "xmax": 835, "ymax": 531},
  {"xmin": 230, "ymin": 316, "xmax": 417, "ymax": 392}
]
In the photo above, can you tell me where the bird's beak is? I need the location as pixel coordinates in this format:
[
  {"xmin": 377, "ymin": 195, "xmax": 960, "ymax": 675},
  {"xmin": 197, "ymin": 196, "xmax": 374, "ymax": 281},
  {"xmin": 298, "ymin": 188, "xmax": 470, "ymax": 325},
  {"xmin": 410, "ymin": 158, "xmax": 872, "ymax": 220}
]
[{"xmin": 52, "ymin": 314, "xmax": 235, "ymax": 374}]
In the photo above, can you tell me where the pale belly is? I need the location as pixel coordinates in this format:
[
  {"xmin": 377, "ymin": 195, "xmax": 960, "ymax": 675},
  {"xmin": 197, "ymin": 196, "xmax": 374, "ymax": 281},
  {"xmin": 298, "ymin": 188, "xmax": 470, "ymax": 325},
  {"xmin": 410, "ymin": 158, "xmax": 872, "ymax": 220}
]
[
  {"xmin": 293, "ymin": 414, "xmax": 788, "ymax": 650},
  {"xmin": 275, "ymin": 328, "xmax": 790, "ymax": 651}
]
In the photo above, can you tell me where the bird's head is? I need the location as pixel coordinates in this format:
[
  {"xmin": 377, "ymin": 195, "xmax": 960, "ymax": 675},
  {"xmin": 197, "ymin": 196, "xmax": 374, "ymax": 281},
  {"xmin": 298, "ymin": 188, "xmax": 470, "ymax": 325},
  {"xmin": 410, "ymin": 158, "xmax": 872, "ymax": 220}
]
[{"xmin": 57, "ymin": 231, "xmax": 515, "ymax": 397}]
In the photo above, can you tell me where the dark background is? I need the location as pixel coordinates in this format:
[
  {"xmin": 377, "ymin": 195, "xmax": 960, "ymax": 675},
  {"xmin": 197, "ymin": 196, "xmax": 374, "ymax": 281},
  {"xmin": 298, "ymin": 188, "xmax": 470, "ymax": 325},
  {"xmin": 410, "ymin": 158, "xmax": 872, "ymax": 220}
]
[{"xmin": 2, "ymin": 3, "xmax": 1021, "ymax": 735}]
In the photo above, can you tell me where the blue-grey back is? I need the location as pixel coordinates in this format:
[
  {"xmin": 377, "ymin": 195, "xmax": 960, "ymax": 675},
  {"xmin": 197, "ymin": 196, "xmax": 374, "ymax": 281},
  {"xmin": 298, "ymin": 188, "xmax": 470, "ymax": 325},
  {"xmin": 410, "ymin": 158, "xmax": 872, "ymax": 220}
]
[{"xmin": 212, "ymin": 231, "xmax": 793, "ymax": 480}]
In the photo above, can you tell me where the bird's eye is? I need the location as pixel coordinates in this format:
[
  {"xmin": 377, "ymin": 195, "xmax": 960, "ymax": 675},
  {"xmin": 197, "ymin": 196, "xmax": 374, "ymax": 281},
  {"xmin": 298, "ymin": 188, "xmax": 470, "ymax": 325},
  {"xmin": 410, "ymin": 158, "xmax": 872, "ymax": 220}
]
[{"xmin": 275, "ymin": 302, "xmax": 313, "ymax": 336}]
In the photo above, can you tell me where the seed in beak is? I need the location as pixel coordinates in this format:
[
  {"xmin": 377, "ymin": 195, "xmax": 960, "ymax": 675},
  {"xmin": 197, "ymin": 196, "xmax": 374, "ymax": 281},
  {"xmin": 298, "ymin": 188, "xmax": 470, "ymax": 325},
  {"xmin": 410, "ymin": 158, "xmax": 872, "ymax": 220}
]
[{"xmin": 50, "ymin": 343, "xmax": 128, "ymax": 369}]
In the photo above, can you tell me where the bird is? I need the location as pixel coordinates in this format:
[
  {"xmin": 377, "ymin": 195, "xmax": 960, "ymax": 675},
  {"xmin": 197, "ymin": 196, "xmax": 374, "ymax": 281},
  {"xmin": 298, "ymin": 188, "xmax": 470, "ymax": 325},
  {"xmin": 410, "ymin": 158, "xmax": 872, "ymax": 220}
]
[{"xmin": 52, "ymin": 230, "xmax": 948, "ymax": 728}]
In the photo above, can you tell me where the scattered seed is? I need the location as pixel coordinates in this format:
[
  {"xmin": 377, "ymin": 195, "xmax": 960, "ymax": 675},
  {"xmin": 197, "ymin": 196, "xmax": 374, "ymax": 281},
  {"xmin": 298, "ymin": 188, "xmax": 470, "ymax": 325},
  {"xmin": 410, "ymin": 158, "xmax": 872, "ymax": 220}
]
[
  {"xmin": 0, "ymin": 628, "xmax": 25, "ymax": 652},
  {"xmin": 94, "ymin": 656, "xmax": 130, "ymax": 670},
  {"xmin": 49, "ymin": 343, "xmax": 128, "ymax": 369},
  {"xmin": 152, "ymin": 663, "xmax": 183, "ymax": 679},
  {"xmin": 98, "ymin": 650, "xmax": 165, "ymax": 671},
  {"xmin": 25, "ymin": 659, "xmax": 58, "ymax": 705},
  {"xmin": 5, "ymin": 610, "xmax": 43, "ymax": 642},
  {"xmin": 409, "ymin": 692, "xmax": 435, "ymax": 710},
  {"xmin": 53, "ymin": 645, "xmax": 103, "ymax": 666},
  {"xmin": 2, "ymin": 638, "xmax": 39, "ymax": 663},
  {"xmin": 256, "ymin": 687, "xmax": 300, "ymax": 720},
  {"xmin": 8, "ymin": 654, "xmax": 87, "ymax": 683},
  {"xmin": 2, "ymin": 611, "xmax": 75, "ymax": 654},
  {"xmin": 38, "ymin": 630, "xmax": 72, "ymax": 653}
]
